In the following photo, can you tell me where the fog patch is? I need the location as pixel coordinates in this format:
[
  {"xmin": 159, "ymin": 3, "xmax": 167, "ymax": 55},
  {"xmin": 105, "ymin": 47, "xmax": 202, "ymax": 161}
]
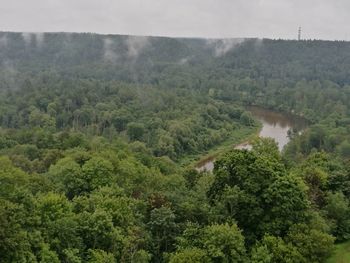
[
  {"xmin": 22, "ymin": 32, "xmax": 33, "ymax": 46},
  {"xmin": 61, "ymin": 33, "xmax": 73, "ymax": 49},
  {"xmin": 0, "ymin": 60, "xmax": 18, "ymax": 89},
  {"xmin": 207, "ymin": 38, "xmax": 246, "ymax": 57},
  {"xmin": 0, "ymin": 34, "xmax": 8, "ymax": 48},
  {"xmin": 126, "ymin": 36, "xmax": 150, "ymax": 59},
  {"xmin": 178, "ymin": 57, "xmax": 190, "ymax": 65},
  {"xmin": 21, "ymin": 32, "xmax": 45, "ymax": 48},
  {"xmin": 254, "ymin": 38, "xmax": 264, "ymax": 50},
  {"xmin": 64, "ymin": 32, "xmax": 73, "ymax": 42},
  {"xmin": 1, "ymin": 60, "xmax": 15, "ymax": 72},
  {"xmin": 34, "ymin": 33, "xmax": 45, "ymax": 48},
  {"xmin": 103, "ymin": 38, "xmax": 118, "ymax": 63}
]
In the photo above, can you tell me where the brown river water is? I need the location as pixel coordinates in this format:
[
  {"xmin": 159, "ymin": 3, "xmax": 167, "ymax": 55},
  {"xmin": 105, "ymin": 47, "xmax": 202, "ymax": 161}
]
[{"xmin": 196, "ymin": 106, "xmax": 308, "ymax": 172}]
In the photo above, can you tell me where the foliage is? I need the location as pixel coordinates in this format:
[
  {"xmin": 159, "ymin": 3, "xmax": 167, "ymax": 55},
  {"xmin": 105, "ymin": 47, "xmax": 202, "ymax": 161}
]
[
  {"xmin": 172, "ymin": 223, "xmax": 246, "ymax": 263},
  {"xmin": 1, "ymin": 32, "xmax": 350, "ymax": 262}
]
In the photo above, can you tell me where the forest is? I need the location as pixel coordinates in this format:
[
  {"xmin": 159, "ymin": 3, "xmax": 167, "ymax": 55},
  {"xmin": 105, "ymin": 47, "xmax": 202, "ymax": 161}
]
[{"xmin": 1, "ymin": 32, "xmax": 350, "ymax": 262}]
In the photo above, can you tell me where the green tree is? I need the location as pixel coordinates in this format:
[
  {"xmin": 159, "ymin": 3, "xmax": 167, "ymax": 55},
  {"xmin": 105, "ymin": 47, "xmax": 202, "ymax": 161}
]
[
  {"xmin": 35, "ymin": 192, "xmax": 73, "ymax": 227},
  {"xmin": 174, "ymin": 223, "xmax": 246, "ymax": 263},
  {"xmin": 251, "ymin": 137, "xmax": 280, "ymax": 160},
  {"xmin": 82, "ymin": 157, "xmax": 114, "ymax": 192},
  {"xmin": 0, "ymin": 199, "xmax": 33, "ymax": 263},
  {"xmin": 240, "ymin": 111, "xmax": 255, "ymax": 126},
  {"xmin": 252, "ymin": 235, "xmax": 304, "ymax": 263},
  {"xmin": 208, "ymin": 149, "xmax": 287, "ymax": 242},
  {"xmin": 77, "ymin": 209, "xmax": 122, "ymax": 253},
  {"xmin": 286, "ymin": 224, "xmax": 334, "ymax": 262},
  {"xmin": 39, "ymin": 244, "xmax": 60, "ymax": 263},
  {"xmin": 250, "ymin": 245, "xmax": 272, "ymax": 263},
  {"xmin": 169, "ymin": 248, "xmax": 211, "ymax": 263},
  {"xmin": 127, "ymin": 122, "xmax": 145, "ymax": 141},
  {"xmin": 0, "ymin": 156, "xmax": 29, "ymax": 199},
  {"xmin": 201, "ymin": 223, "xmax": 246, "ymax": 263},
  {"xmin": 324, "ymin": 191, "xmax": 350, "ymax": 241},
  {"xmin": 337, "ymin": 140, "xmax": 350, "ymax": 159},
  {"xmin": 63, "ymin": 248, "xmax": 82, "ymax": 263},
  {"xmin": 148, "ymin": 207, "xmax": 177, "ymax": 258},
  {"xmin": 88, "ymin": 249, "xmax": 116, "ymax": 263},
  {"xmin": 262, "ymin": 174, "xmax": 309, "ymax": 236},
  {"xmin": 48, "ymin": 157, "xmax": 85, "ymax": 198}
]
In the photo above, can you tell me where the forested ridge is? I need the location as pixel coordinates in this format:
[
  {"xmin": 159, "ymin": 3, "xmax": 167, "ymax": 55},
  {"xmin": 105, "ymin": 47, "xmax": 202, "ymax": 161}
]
[{"xmin": 1, "ymin": 32, "xmax": 350, "ymax": 262}]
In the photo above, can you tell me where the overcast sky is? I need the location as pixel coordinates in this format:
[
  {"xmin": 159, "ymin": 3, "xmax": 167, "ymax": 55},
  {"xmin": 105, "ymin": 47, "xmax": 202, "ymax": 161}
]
[{"xmin": 0, "ymin": 0, "xmax": 349, "ymax": 40}]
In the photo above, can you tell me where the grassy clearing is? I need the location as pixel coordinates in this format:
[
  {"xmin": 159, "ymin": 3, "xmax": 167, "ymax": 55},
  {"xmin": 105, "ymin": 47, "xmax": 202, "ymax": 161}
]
[{"xmin": 326, "ymin": 241, "xmax": 350, "ymax": 263}]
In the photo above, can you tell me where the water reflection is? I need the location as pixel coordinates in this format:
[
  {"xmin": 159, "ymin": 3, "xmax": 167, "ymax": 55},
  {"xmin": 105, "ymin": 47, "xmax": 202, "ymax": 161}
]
[
  {"xmin": 249, "ymin": 106, "xmax": 308, "ymax": 151},
  {"xmin": 196, "ymin": 106, "xmax": 308, "ymax": 172}
]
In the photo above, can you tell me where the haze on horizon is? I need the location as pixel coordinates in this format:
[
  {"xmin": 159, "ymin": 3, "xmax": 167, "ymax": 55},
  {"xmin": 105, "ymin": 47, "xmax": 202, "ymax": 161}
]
[{"xmin": 0, "ymin": 0, "xmax": 349, "ymax": 41}]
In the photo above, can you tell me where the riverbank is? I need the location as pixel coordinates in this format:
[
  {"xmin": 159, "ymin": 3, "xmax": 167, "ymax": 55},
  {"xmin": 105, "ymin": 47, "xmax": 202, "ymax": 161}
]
[
  {"xmin": 193, "ymin": 106, "xmax": 310, "ymax": 172},
  {"xmin": 179, "ymin": 124, "xmax": 261, "ymax": 169}
]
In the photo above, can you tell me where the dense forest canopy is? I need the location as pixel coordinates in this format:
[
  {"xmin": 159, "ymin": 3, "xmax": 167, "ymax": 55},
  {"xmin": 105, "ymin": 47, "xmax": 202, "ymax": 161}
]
[{"xmin": 1, "ymin": 31, "xmax": 350, "ymax": 262}]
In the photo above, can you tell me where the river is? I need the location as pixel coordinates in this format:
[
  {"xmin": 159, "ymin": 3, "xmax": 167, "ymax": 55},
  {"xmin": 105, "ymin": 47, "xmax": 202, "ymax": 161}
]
[{"xmin": 196, "ymin": 106, "xmax": 308, "ymax": 172}]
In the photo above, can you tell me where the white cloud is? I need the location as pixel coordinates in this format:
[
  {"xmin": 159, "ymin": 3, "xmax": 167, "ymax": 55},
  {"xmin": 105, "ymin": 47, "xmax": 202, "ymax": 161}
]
[
  {"xmin": 207, "ymin": 39, "xmax": 246, "ymax": 57},
  {"xmin": 126, "ymin": 36, "xmax": 149, "ymax": 59},
  {"xmin": 22, "ymin": 32, "xmax": 32, "ymax": 45},
  {"xmin": 35, "ymin": 32, "xmax": 45, "ymax": 48},
  {"xmin": 0, "ymin": 34, "xmax": 8, "ymax": 48},
  {"xmin": 103, "ymin": 38, "xmax": 118, "ymax": 63}
]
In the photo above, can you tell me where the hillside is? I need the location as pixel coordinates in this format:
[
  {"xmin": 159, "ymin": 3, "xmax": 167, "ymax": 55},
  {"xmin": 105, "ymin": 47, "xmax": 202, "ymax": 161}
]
[{"xmin": 1, "ymin": 32, "xmax": 350, "ymax": 262}]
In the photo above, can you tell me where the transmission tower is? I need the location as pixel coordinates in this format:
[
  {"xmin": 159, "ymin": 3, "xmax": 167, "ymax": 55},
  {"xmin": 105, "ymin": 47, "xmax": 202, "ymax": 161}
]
[{"xmin": 298, "ymin": 26, "xmax": 302, "ymax": 41}]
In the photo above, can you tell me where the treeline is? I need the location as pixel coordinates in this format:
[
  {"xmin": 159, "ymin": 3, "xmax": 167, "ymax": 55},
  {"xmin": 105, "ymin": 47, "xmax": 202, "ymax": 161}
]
[
  {"xmin": 1, "ymin": 32, "xmax": 350, "ymax": 262},
  {"xmin": 0, "ymin": 74, "xmax": 256, "ymax": 161},
  {"xmin": 2, "ymin": 32, "xmax": 350, "ymax": 84},
  {"xmin": 3, "ymin": 132, "xmax": 347, "ymax": 262}
]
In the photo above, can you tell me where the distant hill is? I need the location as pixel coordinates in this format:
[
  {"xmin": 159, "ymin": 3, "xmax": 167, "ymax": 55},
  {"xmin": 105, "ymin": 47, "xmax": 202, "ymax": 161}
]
[{"xmin": 1, "ymin": 32, "xmax": 350, "ymax": 84}]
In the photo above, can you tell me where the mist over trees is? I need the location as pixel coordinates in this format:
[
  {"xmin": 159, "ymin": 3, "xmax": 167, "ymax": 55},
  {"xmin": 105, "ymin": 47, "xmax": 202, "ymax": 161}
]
[{"xmin": 1, "ymin": 32, "xmax": 350, "ymax": 262}]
